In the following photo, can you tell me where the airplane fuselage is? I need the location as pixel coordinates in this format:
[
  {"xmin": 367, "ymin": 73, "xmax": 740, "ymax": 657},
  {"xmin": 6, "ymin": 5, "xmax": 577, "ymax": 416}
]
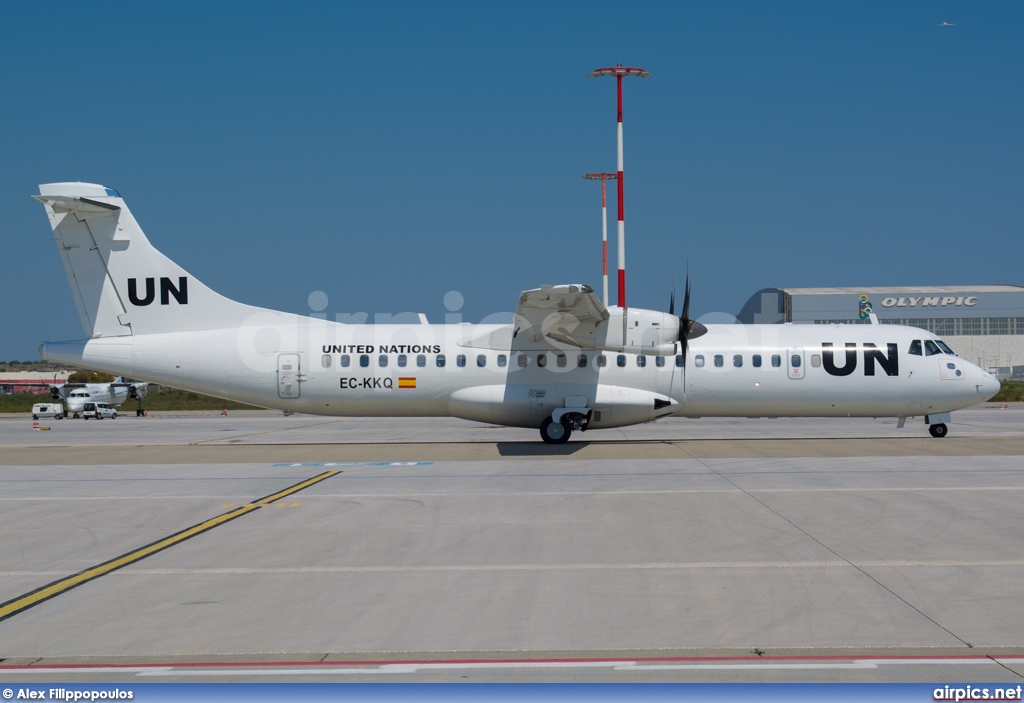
[
  {"xmin": 33, "ymin": 182, "xmax": 1000, "ymax": 442},
  {"xmin": 42, "ymin": 315, "xmax": 996, "ymax": 430}
]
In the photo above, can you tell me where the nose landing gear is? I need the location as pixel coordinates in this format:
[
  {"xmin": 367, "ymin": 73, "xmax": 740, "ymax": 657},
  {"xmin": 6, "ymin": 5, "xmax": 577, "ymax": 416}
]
[{"xmin": 924, "ymin": 412, "xmax": 951, "ymax": 438}]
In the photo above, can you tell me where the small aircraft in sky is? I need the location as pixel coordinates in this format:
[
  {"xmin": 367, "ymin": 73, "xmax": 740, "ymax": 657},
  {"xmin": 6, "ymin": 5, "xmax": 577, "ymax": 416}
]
[
  {"xmin": 937, "ymin": 22, "xmax": 956, "ymax": 27},
  {"xmin": 33, "ymin": 183, "xmax": 999, "ymax": 442}
]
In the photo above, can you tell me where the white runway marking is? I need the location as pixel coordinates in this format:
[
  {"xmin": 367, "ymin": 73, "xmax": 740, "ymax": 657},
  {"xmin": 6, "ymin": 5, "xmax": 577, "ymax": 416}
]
[
  {"xmin": 7, "ymin": 657, "xmax": 1024, "ymax": 678},
  {"xmin": 6, "ymin": 558, "xmax": 1024, "ymax": 578}
]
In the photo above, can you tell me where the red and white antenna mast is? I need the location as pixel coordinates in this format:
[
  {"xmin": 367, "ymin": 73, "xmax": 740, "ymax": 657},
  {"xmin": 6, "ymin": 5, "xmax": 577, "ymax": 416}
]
[
  {"xmin": 582, "ymin": 172, "xmax": 618, "ymax": 306},
  {"xmin": 588, "ymin": 64, "xmax": 650, "ymax": 310}
]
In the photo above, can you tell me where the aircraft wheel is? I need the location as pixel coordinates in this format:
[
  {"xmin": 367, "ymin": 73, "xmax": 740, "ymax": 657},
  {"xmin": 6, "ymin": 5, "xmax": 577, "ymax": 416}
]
[
  {"xmin": 929, "ymin": 423, "xmax": 948, "ymax": 438},
  {"xmin": 540, "ymin": 416, "xmax": 571, "ymax": 444}
]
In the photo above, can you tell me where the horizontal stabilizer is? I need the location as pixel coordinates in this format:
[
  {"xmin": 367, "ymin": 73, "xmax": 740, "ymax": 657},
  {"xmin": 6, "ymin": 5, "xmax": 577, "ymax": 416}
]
[{"xmin": 32, "ymin": 194, "xmax": 120, "ymax": 216}]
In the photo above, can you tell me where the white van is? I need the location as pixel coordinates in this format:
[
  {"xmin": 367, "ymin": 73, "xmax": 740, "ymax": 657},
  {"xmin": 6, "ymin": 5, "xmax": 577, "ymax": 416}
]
[
  {"xmin": 82, "ymin": 402, "xmax": 117, "ymax": 420},
  {"xmin": 32, "ymin": 403, "xmax": 65, "ymax": 420}
]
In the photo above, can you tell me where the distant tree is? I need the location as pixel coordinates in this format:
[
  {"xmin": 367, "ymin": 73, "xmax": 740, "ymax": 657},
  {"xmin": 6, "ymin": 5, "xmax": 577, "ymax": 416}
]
[{"xmin": 67, "ymin": 371, "xmax": 116, "ymax": 384}]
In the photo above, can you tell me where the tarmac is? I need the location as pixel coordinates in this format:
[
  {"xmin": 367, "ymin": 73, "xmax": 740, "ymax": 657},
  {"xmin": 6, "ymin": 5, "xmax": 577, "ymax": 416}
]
[{"xmin": 1, "ymin": 404, "xmax": 1023, "ymax": 683}]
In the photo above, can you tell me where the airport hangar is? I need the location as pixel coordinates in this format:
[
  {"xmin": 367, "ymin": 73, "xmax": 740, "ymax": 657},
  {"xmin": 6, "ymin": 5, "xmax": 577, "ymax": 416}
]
[{"xmin": 737, "ymin": 285, "xmax": 1024, "ymax": 379}]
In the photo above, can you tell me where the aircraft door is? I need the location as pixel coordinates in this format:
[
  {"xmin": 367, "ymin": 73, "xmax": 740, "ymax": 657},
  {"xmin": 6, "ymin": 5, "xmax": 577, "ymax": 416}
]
[
  {"xmin": 787, "ymin": 348, "xmax": 805, "ymax": 380},
  {"xmin": 277, "ymin": 353, "xmax": 302, "ymax": 398}
]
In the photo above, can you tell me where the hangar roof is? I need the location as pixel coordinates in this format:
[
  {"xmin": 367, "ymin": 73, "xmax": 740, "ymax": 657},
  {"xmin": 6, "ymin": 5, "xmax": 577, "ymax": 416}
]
[{"xmin": 781, "ymin": 285, "xmax": 1024, "ymax": 296}]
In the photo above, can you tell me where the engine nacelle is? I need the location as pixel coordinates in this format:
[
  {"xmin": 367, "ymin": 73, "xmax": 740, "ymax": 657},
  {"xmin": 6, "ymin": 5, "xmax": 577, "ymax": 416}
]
[
  {"xmin": 537, "ymin": 306, "xmax": 680, "ymax": 356},
  {"xmin": 600, "ymin": 307, "xmax": 680, "ymax": 355}
]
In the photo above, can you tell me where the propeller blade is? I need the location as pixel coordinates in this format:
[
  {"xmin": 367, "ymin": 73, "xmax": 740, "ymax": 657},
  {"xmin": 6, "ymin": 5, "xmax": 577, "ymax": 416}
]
[
  {"xmin": 675, "ymin": 269, "xmax": 708, "ymax": 363},
  {"xmin": 682, "ymin": 275, "xmax": 691, "ymax": 324}
]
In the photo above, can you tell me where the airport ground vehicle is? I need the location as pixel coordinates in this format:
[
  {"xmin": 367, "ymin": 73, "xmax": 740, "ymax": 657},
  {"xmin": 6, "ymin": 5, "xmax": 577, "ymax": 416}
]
[
  {"xmin": 31, "ymin": 402, "xmax": 65, "ymax": 420},
  {"xmin": 81, "ymin": 402, "xmax": 117, "ymax": 420}
]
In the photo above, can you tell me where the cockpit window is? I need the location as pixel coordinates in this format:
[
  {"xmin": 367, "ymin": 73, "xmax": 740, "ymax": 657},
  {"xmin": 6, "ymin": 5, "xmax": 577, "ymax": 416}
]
[
  {"xmin": 908, "ymin": 340, "xmax": 922, "ymax": 356},
  {"xmin": 924, "ymin": 340, "xmax": 942, "ymax": 356},
  {"xmin": 935, "ymin": 339, "xmax": 956, "ymax": 355}
]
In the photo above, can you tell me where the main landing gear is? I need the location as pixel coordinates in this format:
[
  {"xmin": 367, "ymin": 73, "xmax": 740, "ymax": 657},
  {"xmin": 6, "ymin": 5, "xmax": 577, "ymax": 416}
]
[
  {"xmin": 540, "ymin": 417, "xmax": 571, "ymax": 444},
  {"xmin": 929, "ymin": 423, "xmax": 948, "ymax": 438},
  {"xmin": 539, "ymin": 410, "xmax": 590, "ymax": 444}
]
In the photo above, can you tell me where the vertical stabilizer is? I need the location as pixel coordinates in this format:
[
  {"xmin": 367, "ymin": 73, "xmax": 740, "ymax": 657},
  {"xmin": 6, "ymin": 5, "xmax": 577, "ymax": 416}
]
[{"xmin": 34, "ymin": 183, "xmax": 247, "ymax": 337}]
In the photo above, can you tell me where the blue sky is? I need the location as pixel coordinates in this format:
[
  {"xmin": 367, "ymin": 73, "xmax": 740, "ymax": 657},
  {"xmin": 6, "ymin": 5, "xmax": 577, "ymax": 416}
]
[{"xmin": 2, "ymin": 1, "xmax": 1021, "ymax": 360}]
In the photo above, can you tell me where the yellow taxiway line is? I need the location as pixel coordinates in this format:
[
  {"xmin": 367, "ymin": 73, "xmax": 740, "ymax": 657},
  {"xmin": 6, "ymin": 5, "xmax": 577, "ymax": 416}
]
[{"xmin": 0, "ymin": 470, "xmax": 340, "ymax": 623}]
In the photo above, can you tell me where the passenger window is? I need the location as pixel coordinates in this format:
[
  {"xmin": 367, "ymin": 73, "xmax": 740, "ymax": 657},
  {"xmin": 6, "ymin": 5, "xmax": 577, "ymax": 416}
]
[
  {"xmin": 637, "ymin": 355, "xmax": 646, "ymax": 367},
  {"xmin": 341, "ymin": 355, "xmax": 350, "ymax": 367},
  {"xmin": 378, "ymin": 355, "xmax": 388, "ymax": 367},
  {"xmin": 359, "ymin": 355, "xmax": 369, "ymax": 368},
  {"xmin": 416, "ymin": 355, "xmax": 426, "ymax": 367},
  {"xmin": 477, "ymin": 354, "xmax": 486, "ymax": 368},
  {"xmin": 791, "ymin": 354, "xmax": 802, "ymax": 368},
  {"xmin": 457, "ymin": 354, "xmax": 467, "ymax": 367},
  {"xmin": 676, "ymin": 355, "xmax": 684, "ymax": 368},
  {"xmin": 577, "ymin": 354, "xmax": 587, "ymax": 368},
  {"xmin": 772, "ymin": 355, "xmax": 781, "ymax": 368},
  {"xmin": 517, "ymin": 353, "xmax": 529, "ymax": 368},
  {"xmin": 714, "ymin": 355, "xmax": 724, "ymax": 368},
  {"xmin": 498, "ymin": 354, "xmax": 507, "ymax": 367},
  {"xmin": 695, "ymin": 355, "xmax": 705, "ymax": 368},
  {"xmin": 909, "ymin": 340, "xmax": 923, "ymax": 356},
  {"xmin": 924, "ymin": 340, "xmax": 942, "ymax": 356},
  {"xmin": 397, "ymin": 354, "xmax": 407, "ymax": 367},
  {"xmin": 537, "ymin": 354, "xmax": 547, "ymax": 368},
  {"xmin": 752, "ymin": 354, "xmax": 762, "ymax": 368},
  {"xmin": 556, "ymin": 353, "xmax": 567, "ymax": 368},
  {"xmin": 436, "ymin": 354, "xmax": 446, "ymax": 368},
  {"xmin": 617, "ymin": 354, "xmax": 627, "ymax": 368},
  {"xmin": 655, "ymin": 356, "xmax": 665, "ymax": 367},
  {"xmin": 321, "ymin": 354, "xmax": 332, "ymax": 368},
  {"xmin": 596, "ymin": 355, "xmax": 607, "ymax": 368},
  {"xmin": 733, "ymin": 354, "xmax": 742, "ymax": 368},
  {"xmin": 811, "ymin": 354, "xmax": 821, "ymax": 368}
]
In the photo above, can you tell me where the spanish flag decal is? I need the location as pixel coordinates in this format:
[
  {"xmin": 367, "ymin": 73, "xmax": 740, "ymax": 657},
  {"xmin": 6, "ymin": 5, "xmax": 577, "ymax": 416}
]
[{"xmin": 398, "ymin": 377, "xmax": 417, "ymax": 389}]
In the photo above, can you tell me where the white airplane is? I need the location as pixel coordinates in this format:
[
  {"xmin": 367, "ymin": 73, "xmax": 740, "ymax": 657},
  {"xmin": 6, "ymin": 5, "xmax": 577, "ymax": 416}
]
[
  {"xmin": 937, "ymin": 22, "xmax": 956, "ymax": 27},
  {"xmin": 3, "ymin": 376, "xmax": 148, "ymax": 417},
  {"xmin": 33, "ymin": 182, "xmax": 999, "ymax": 443},
  {"xmin": 60, "ymin": 379, "xmax": 150, "ymax": 418}
]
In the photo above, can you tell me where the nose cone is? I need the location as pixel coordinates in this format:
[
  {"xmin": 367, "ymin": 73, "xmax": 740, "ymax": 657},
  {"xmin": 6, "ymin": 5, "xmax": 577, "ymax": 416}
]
[{"xmin": 981, "ymin": 372, "xmax": 1001, "ymax": 401}]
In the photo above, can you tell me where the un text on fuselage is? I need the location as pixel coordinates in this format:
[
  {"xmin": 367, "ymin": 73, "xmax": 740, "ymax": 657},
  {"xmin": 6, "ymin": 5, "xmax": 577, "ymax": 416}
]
[{"xmin": 821, "ymin": 342, "xmax": 898, "ymax": 377}]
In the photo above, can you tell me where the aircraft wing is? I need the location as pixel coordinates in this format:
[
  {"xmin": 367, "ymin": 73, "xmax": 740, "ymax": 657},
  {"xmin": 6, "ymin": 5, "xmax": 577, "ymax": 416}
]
[{"xmin": 512, "ymin": 284, "xmax": 610, "ymax": 350}]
